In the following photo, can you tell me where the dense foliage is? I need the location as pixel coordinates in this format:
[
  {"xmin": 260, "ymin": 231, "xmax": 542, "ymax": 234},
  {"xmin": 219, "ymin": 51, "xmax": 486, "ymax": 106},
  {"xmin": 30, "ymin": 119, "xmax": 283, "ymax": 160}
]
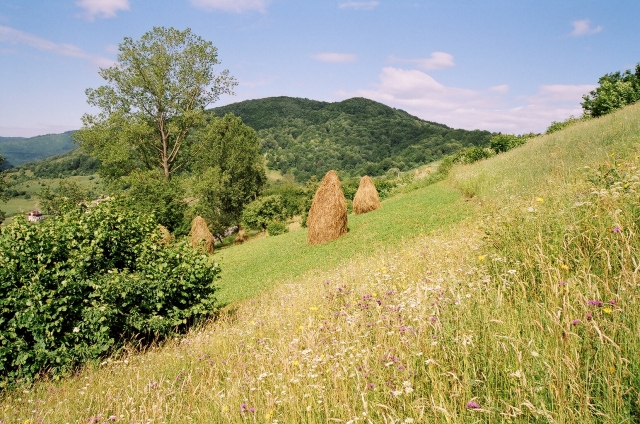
[
  {"xmin": 0, "ymin": 200, "xmax": 219, "ymax": 386},
  {"xmin": 582, "ymin": 64, "xmax": 640, "ymax": 117},
  {"xmin": 210, "ymin": 96, "xmax": 493, "ymax": 181},
  {"xmin": 546, "ymin": 115, "xmax": 590, "ymax": 134},
  {"xmin": 75, "ymin": 27, "xmax": 236, "ymax": 181},
  {"xmin": 0, "ymin": 132, "xmax": 76, "ymax": 168},
  {"xmin": 17, "ymin": 148, "xmax": 100, "ymax": 178}
]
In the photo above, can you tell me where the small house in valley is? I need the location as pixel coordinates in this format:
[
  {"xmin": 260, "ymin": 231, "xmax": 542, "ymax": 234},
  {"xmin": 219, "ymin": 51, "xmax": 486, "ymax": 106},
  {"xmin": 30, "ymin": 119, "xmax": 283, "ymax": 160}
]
[{"xmin": 27, "ymin": 210, "xmax": 44, "ymax": 222}]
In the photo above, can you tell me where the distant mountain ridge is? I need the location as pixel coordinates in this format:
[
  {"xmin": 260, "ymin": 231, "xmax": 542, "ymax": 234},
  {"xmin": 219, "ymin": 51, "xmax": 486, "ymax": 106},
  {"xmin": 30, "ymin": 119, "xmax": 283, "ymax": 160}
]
[
  {"xmin": 5, "ymin": 97, "xmax": 494, "ymax": 181},
  {"xmin": 210, "ymin": 97, "xmax": 493, "ymax": 181},
  {"xmin": 0, "ymin": 131, "xmax": 76, "ymax": 167}
]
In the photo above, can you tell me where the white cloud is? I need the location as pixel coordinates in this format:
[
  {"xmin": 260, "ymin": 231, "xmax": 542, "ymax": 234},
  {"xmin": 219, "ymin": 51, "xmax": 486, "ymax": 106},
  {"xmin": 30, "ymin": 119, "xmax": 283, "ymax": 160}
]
[
  {"xmin": 76, "ymin": 0, "xmax": 129, "ymax": 20},
  {"xmin": 570, "ymin": 19, "xmax": 602, "ymax": 37},
  {"xmin": 338, "ymin": 66, "xmax": 596, "ymax": 133},
  {"xmin": 0, "ymin": 25, "xmax": 114, "ymax": 67},
  {"xmin": 190, "ymin": 0, "xmax": 268, "ymax": 13},
  {"xmin": 312, "ymin": 52, "xmax": 358, "ymax": 63},
  {"xmin": 338, "ymin": 1, "xmax": 380, "ymax": 10},
  {"xmin": 390, "ymin": 52, "xmax": 455, "ymax": 71}
]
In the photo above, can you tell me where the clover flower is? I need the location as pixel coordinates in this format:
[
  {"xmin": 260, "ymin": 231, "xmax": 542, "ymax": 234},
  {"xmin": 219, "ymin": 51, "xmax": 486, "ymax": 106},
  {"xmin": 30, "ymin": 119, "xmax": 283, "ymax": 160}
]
[{"xmin": 466, "ymin": 401, "xmax": 481, "ymax": 409}]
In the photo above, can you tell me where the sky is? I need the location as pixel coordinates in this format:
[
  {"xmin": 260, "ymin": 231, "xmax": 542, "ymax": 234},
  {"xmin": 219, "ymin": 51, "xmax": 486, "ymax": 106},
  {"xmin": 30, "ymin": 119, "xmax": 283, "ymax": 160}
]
[{"xmin": 0, "ymin": 0, "xmax": 639, "ymax": 137}]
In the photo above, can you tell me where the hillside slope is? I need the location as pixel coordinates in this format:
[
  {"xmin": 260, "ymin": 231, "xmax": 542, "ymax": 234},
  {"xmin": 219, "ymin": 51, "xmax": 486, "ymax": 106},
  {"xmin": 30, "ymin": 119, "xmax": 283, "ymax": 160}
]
[
  {"xmin": 0, "ymin": 131, "xmax": 76, "ymax": 167},
  {"xmin": 2, "ymin": 104, "xmax": 640, "ymax": 422},
  {"xmin": 210, "ymin": 96, "xmax": 493, "ymax": 181}
]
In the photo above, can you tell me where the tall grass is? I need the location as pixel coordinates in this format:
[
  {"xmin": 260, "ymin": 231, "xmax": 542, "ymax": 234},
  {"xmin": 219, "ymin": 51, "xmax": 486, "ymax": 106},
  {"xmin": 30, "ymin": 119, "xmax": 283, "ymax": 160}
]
[{"xmin": 1, "ymin": 104, "xmax": 640, "ymax": 422}]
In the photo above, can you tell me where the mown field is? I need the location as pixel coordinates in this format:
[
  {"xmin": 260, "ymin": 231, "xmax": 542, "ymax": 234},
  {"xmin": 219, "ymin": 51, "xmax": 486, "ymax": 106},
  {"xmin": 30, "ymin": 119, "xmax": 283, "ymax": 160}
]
[{"xmin": 1, "ymin": 103, "xmax": 640, "ymax": 423}]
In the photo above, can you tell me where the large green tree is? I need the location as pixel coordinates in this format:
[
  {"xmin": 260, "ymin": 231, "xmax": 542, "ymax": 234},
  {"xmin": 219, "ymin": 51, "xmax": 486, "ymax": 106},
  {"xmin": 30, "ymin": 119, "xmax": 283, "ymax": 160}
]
[
  {"xmin": 189, "ymin": 114, "xmax": 267, "ymax": 237},
  {"xmin": 0, "ymin": 155, "xmax": 6, "ymax": 223},
  {"xmin": 75, "ymin": 27, "xmax": 237, "ymax": 180},
  {"xmin": 582, "ymin": 64, "xmax": 640, "ymax": 117}
]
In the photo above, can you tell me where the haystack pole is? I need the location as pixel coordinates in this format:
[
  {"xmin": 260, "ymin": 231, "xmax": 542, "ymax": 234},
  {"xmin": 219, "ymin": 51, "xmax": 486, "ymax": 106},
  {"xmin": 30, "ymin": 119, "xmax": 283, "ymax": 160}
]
[
  {"xmin": 189, "ymin": 216, "xmax": 215, "ymax": 254},
  {"xmin": 307, "ymin": 170, "xmax": 348, "ymax": 245},
  {"xmin": 352, "ymin": 175, "xmax": 381, "ymax": 215}
]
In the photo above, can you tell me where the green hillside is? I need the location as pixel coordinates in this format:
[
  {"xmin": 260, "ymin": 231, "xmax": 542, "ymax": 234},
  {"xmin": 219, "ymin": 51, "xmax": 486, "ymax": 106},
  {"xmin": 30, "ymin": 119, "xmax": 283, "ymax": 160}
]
[
  {"xmin": 15, "ymin": 147, "xmax": 99, "ymax": 178},
  {"xmin": 210, "ymin": 96, "xmax": 493, "ymax": 181},
  {"xmin": 0, "ymin": 131, "xmax": 76, "ymax": 167},
  {"xmin": 2, "ymin": 103, "xmax": 640, "ymax": 422}
]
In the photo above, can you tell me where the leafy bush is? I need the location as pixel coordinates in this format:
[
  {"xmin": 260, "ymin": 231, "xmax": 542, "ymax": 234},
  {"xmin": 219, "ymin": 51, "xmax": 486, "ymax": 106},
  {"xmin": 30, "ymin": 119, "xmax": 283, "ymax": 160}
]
[
  {"xmin": 38, "ymin": 180, "xmax": 91, "ymax": 216},
  {"xmin": 489, "ymin": 134, "xmax": 526, "ymax": 153},
  {"xmin": 582, "ymin": 64, "xmax": 640, "ymax": 117},
  {"xmin": 266, "ymin": 220, "xmax": 288, "ymax": 236},
  {"xmin": 0, "ymin": 199, "xmax": 219, "ymax": 386},
  {"xmin": 452, "ymin": 146, "xmax": 495, "ymax": 164},
  {"xmin": 241, "ymin": 195, "xmax": 287, "ymax": 231},
  {"xmin": 546, "ymin": 116, "xmax": 590, "ymax": 134},
  {"xmin": 262, "ymin": 182, "xmax": 306, "ymax": 217}
]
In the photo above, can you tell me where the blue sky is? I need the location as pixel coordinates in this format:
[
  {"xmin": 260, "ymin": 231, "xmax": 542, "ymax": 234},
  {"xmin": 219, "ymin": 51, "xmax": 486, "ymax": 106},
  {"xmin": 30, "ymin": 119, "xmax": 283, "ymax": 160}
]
[{"xmin": 0, "ymin": 0, "xmax": 638, "ymax": 137}]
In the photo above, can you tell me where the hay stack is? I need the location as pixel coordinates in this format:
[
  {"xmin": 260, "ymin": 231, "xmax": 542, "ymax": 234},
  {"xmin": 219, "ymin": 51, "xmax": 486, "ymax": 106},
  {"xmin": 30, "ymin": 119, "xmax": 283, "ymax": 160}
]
[
  {"xmin": 189, "ymin": 216, "xmax": 215, "ymax": 254},
  {"xmin": 307, "ymin": 170, "xmax": 348, "ymax": 245},
  {"xmin": 157, "ymin": 224, "xmax": 175, "ymax": 244},
  {"xmin": 235, "ymin": 225, "xmax": 248, "ymax": 245},
  {"xmin": 353, "ymin": 175, "xmax": 381, "ymax": 215}
]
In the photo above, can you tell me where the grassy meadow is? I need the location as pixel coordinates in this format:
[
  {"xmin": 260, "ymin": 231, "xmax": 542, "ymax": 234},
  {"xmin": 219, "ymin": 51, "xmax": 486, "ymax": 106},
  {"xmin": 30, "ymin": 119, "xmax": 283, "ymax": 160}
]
[
  {"xmin": 2, "ymin": 103, "xmax": 640, "ymax": 422},
  {"xmin": 1, "ymin": 174, "xmax": 103, "ymax": 221}
]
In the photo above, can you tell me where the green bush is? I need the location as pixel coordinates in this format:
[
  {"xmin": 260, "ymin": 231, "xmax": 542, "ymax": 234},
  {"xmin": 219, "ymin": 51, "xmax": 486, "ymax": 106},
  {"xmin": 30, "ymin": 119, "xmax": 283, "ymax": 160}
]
[
  {"xmin": 266, "ymin": 220, "xmax": 289, "ymax": 236},
  {"xmin": 546, "ymin": 116, "xmax": 589, "ymax": 134},
  {"xmin": 452, "ymin": 146, "xmax": 495, "ymax": 164},
  {"xmin": 0, "ymin": 199, "xmax": 219, "ymax": 386},
  {"xmin": 241, "ymin": 195, "xmax": 287, "ymax": 231},
  {"xmin": 489, "ymin": 134, "xmax": 526, "ymax": 153},
  {"xmin": 582, "ymin": 64, "xmax": 640, "ymax": 117}
]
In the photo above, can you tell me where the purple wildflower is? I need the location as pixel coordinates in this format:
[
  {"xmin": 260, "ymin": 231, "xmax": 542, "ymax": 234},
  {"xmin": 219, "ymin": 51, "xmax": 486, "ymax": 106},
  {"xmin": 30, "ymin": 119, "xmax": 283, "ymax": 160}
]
[
  {"xmin": 249, "ymin": 407, "xmax": 257, "ymax": 413},
  {"xmin": 608, "ymin": 300, "xmax": 617, "ymax": 305},
  {"xmin": 368, "ymin": 383, "xmax": 375, "ymax": 389},
  {"xmin": 586, "ymin": 313, "xmax": 593, "ymax": 321},
  {"xmin": 240, "ymin": 403, "xmax": 248, "ymax": 412},
  {"xmin": 588, "ymin": 300, "xmax": 603, "ymax": 307},
  {"xmin": 466, "ymin": 401, "xmax": 481, "ymax": 409},
  {"xmin": 109, "ymin": 417, "xmax": 117, "ymax": 422},
  {"xmin": 572, "ymin": 319, "xmax": 580, "ymax": 325},
  {"xmin": 612, "ymin": 227, "xmax": 622, "ymax": 233},
  {"xmin": 558, "ymin": 281, "xmax": 567, "ymax": 286}
]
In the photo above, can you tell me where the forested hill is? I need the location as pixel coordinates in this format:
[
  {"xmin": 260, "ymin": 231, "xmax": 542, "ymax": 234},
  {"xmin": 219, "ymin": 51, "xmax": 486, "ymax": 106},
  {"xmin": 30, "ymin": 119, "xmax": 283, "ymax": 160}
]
[
  {"xmin": 209, "ymin": 96, "xmax": 493, "ymax": 181},
  {"xmin": 0, "ymin": 131, "xmax": 76, "ymax": 168}
]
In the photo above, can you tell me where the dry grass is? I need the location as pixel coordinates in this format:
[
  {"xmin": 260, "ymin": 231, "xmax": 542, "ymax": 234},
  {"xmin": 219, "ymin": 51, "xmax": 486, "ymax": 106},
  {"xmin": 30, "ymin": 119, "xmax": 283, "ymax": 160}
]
[
  {"xmin": 189, "ymin": 216, "xmax": 214, "ymax": 254},
  {"xmin": 353, "ymin": 175, "xmax": 381, "ymax": 215},
  {"xmin": 306, "ymin": 170, "xmax": 348, "ymax": 245}
]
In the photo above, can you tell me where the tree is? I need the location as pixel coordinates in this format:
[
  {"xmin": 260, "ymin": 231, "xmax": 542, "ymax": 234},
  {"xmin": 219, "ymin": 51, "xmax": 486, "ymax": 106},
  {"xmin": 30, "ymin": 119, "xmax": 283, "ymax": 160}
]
[
  {"xmin": 38, "ymin": 180, "xmax": 91, "ymax": 216},
  {"xmin": 582, "ymin": 64, "xmax": 640, "ymax": 117},
  {"xmin": 189, "ymin": 114, "xmax": 267, "ymax": 237},
  {"xmin": 241, "ymin": 195, "xmax": 287, "ymax": 231},
  {"xmin": 74, "ymin": 27, "xmax": 237, "ymax": 181},
  {"xmin": 0, "ymin": 155, "xmax": 6, "ymax": 223}
]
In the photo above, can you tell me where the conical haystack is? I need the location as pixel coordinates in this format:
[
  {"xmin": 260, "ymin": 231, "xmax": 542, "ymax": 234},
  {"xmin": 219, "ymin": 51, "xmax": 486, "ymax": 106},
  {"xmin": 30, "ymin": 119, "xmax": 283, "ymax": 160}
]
[
  {"xmin": 157, "ymin": 224, "xmax": 175, "ymax": 245},
  {"xmin": 353, "ymin": 175, "xmax": 381, "ymax": 215},
  {"xmin": 189, "ymin": 216, "xmax": 215, "ymax": 254},
  {"xmin": 235, "ymin": 225, "xmax": 248, "ymax": 245},
  {"xmin": 307, "ymin": 170, "xmax": 348, "ymax": 245}
]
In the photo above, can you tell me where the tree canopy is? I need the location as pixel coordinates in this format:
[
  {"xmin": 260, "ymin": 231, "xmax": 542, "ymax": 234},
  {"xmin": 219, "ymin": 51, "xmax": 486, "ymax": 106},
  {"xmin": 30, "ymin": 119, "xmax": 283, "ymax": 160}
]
[
  {"xmin": 582, "ymin": 64, "xmax": 640, "ymax": 117},
  {"xmin": 75, "ymin": 27, "xmax": 237, "ymax": 180}
]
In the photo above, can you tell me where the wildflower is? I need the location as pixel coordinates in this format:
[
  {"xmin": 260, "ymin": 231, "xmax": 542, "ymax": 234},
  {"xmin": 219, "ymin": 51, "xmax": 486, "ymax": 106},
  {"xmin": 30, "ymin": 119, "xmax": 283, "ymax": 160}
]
[
  {"xmin": 558, "ymin": 281, "xmax": 567, "ymax": 285},
  {"xmin": 73, "ymin": 327, "xmax": 80, "ymax": 333},
  {"xmin": 249, "ymin": 407, "xmax": 256, "ymax": 413},
  {"xmin": 560, "ymin": 265, "xmax": 569, "ymax": 270},
  {"xmin": 309, "ymin": 307, "xmax": 318, "ymax": 311},
  {"xmin": 603, "ymin": 307, "xmax": 612, "ymax": 314},
  {"xmin": 536, "ymin": 197, "xmax": 544, "ymax": 203},
  {"xmin": 108, "ymin": 416, "xmax": 117, "ymax": 421},
  {"xmin": 477, "ymin": 255, "xmax": 485, "ymax": 261},
  {"xmin": 240, "ymin": 403, "xmax": 248, "ymax": 412},
  {"xmin": 612, "ymin": 226, "xmax": 622, "ymax": 233},
  {"xmin": 588, "ymin": 300, "xmax": 603, "ymax": 307},
  {"xmin": 571, "ymin": 319, "xmax": 580, "ymax": 325},
  {"xmin": 466, "ymin": 401, "xmax": 481, "ymax": 409},
  {"xmin": 608, "ymin": 300, "xmax": 617, "ymax": 305},
  {"xmin": 586, "ymin": 313, "xmax": 593, "ymax": 320}
]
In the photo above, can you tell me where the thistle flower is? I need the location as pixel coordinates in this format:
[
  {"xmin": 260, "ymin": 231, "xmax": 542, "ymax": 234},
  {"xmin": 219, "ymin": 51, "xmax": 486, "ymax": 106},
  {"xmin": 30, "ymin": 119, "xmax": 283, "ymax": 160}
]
[
  {"xmin": 588, "ymin": 300, "xmax": 603, "ymax": 307},
  {"xmin": 466, "ymin": 401, "xmax": 481, "ymax": 409},
  {"xmin": 571, "ymin": 319, "xmax": 580, "ymax": 325}
]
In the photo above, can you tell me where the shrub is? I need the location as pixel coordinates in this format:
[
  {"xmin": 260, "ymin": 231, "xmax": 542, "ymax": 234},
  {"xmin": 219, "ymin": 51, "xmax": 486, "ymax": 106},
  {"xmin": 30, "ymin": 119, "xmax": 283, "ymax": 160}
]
[
  {"xmin": 0, "ymin": 199, "xmax": 219, "ymax": 386},
  {"xmin": 242, "ymin": 195, "xmax": 287, "ymax": 231},
  {"xmin": 489, "ymin": 134, "xmax": 526, "ymax": 153},
  {"xmin": 546, "ymin": 116, "xmax": 589, "ymax": 134},
  {"xmin": 452, "ymin": 146, "xmax": 495, "ymax": 164},
  {"xmin": 266, "ymin": 220, "xmax": 288, "ymax": 236}
]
